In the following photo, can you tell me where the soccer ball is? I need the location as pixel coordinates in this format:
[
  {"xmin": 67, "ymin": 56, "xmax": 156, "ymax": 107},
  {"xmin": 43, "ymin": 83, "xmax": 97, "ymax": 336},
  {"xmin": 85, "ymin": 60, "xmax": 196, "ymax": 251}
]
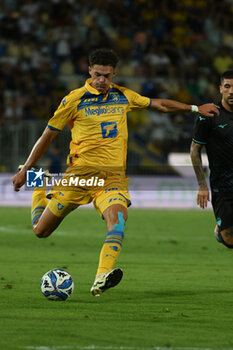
[{"xmin": 40, "ymin": 269, "xmax": 74, "ymax": 301}]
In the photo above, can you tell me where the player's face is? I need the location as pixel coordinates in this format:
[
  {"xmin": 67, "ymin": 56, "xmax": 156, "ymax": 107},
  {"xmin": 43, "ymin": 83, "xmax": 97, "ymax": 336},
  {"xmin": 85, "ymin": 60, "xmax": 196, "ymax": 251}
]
[
  {"xmin": 220, "ymin": 79, "xmax": 233, "ymax": 111},
  {"xmin": 89, "ymin": 65, "xmax": 115, "ymax": 94}
]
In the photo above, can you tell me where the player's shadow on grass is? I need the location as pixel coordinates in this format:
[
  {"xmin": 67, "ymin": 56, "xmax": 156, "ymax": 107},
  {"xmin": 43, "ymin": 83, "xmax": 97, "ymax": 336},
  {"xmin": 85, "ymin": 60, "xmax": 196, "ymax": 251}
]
[
  {"xmin": 40, "ymin": 288, "xmax": 233, "ymax": 305},
  {"xmin": 117, "ymin": 288, "xmax": 233, "ymax": 301}
]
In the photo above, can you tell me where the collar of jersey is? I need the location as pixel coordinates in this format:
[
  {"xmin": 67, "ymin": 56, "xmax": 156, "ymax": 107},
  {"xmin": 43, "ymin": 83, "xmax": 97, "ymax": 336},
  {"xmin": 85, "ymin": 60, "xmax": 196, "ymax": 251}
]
[
  {"xmin": 220, "ymin": 102, "xmax": 233, "ymax": 115},
  {"xmin": 85, "ymin": 78, "xmax": 114, "ymax": 96}
]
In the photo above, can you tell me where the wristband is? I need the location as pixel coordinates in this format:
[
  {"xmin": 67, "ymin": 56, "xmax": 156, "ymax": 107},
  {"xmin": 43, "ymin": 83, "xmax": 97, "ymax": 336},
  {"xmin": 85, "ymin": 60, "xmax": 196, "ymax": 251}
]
[{"xmin": 191, "ymin": 105, "xmax": 199, "ymax": 113}]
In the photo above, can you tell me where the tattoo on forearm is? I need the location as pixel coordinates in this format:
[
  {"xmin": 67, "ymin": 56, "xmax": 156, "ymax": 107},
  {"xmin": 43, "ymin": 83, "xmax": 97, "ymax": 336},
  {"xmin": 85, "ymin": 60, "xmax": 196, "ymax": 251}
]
[{"xmin": 190, "ymin": 143, "xmax": 206, "ymax": 186}]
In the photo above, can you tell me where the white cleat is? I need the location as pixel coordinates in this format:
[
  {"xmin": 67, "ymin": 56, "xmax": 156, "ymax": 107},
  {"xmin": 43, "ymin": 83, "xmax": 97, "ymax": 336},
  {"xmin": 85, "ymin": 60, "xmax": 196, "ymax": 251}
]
[{"xmin": 90, "ymin": 268, "xmax": 123, "ymax": 296}]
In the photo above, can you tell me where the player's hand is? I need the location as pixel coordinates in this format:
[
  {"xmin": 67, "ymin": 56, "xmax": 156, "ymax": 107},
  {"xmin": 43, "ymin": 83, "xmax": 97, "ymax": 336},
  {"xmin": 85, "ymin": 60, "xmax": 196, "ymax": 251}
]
[
  {"xmin": 197, "ymin": 184, "xmax": 210, "ymax": 209},
  {"xmin": 198, "ymin": 103, "xmax": 220, "ymax": 117},
  {"xmin": 12, "ymin": 168, "xmax": 26, "ymax": 192}
]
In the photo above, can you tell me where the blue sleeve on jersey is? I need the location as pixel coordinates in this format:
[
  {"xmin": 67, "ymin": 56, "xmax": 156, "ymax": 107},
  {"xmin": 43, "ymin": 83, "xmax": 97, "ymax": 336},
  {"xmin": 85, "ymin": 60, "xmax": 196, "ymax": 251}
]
[
  {"xmin": 47, "ymin": 125, "xmax": 61, "ymax": 132},
  {"xmin": 148, "ymin": 98, "xmax": 152, "ymax": 107}
]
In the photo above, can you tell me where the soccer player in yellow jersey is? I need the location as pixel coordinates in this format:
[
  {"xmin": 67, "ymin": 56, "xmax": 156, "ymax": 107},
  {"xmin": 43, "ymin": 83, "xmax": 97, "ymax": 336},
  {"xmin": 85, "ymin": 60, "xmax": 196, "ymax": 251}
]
[{"xmin": 12, "ymin": 48, "xmax": 219, "ymax": 296}]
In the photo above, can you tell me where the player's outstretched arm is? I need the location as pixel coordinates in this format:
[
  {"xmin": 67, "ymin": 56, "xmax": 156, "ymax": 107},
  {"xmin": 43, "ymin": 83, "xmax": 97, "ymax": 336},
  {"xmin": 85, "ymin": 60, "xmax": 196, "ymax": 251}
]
[
  {"xmin": 190, "ymin": 141, "xmax": 209, "ymax": 209},
  {"xmin": 150, "ymin": 99, "xmax": 219, "ymax": 117},
  {"xmin": 12, "ymin": 127, "xmax": 59, "ymax": 192}
]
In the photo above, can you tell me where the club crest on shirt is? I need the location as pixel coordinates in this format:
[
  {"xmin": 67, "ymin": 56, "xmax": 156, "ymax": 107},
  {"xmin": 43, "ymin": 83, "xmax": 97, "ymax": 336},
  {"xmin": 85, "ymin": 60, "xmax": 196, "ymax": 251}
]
[{"xmin": 110, "ymin": 92, "xmax": 120, "ymax": 102}]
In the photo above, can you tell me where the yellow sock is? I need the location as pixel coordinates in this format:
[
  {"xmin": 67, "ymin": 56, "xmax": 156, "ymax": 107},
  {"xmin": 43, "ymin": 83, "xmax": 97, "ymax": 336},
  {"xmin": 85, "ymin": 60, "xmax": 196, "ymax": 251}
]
[
  {"xmin": 96, "ymin": 230, "xmax": 124, "ymax": 276},
  {"xmin": 31, "ymin": 188, "xmax": 48, "ymax": 225}
]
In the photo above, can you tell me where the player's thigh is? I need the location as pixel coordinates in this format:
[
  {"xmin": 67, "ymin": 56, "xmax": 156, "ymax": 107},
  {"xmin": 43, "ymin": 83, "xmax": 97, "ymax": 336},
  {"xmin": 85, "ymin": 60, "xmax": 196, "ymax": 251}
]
[
  {"xmin": 212, "ymin": 192, "xmax": 233, "ymax": 246},
  {"xmin": 94, "ymin": 190, "xmax": 131, "ymax": 231},
  {"xmin": 212, "ymin": 192, "xmax": 233, "ymax": 230}
]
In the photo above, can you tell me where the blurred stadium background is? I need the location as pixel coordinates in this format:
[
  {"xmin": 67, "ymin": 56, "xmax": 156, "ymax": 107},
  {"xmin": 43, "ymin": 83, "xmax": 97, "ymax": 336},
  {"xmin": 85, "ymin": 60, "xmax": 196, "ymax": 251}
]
[{"xmin": 0, "ymin": 0, "xmax": 233, "ymax": 207}]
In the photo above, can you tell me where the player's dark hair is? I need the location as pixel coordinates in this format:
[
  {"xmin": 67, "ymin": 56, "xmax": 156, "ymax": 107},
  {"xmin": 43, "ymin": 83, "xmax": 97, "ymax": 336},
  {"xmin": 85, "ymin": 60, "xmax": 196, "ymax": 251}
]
[
  {"xmin": 220, "ymin": 70, "xmax": 233, "ymax": 83},
  {"xmin": 89, "ymin": 48, "xmax": 119, "ymax": 68}
]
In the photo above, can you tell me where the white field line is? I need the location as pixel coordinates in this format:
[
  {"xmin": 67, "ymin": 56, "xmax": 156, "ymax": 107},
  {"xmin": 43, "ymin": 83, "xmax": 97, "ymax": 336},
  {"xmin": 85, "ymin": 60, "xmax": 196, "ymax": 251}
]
[
  {"xmin": 0, "ymin": 226, "xmax": 77, "ymax": 236},
  {"xmin": 0, "ymin": 226, "xmax": 74, "ymax": 235},
  {"xmin": 0, "ymin": 226, "xmax": 207, "ymax": 241},
  {"xmin": 0, "ymin": 226, "xmax": 30, "ymax": 234},
  {"xmin": 22, "ymin": 346, "xmax": 233, "ymax": 350}
]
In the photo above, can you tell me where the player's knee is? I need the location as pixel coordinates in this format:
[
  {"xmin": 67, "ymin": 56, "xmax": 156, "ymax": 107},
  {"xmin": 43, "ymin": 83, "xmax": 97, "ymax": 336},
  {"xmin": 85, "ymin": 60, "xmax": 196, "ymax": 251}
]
[
  {"xmin": 104, "ymin": 205, "xmax": 128, "ymax": 232},
  {"xmin": 219, "ymin": 228, "xmax": 233, "ymax": 249},
  {"xmin": 33, "ymin": 225, "xmax": 52, "ymax": 239},
  {"xmin": 113, "ymin": 211, "xmax": 127, "ymax": 232}
]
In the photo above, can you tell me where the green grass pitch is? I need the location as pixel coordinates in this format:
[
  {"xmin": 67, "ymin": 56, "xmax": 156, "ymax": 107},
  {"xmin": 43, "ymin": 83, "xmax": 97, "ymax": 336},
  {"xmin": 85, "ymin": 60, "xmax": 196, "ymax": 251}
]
[{"xmin": 0, "ymin": 207, "xmax": 233, "ymax": 350}]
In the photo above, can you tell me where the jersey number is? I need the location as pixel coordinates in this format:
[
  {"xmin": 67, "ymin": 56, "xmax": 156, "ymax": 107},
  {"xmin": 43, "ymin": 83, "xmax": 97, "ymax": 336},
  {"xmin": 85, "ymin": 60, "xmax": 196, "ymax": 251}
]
[{"xmin": 101, "ymin": 122, "xmax": 118, "ymax": 138}]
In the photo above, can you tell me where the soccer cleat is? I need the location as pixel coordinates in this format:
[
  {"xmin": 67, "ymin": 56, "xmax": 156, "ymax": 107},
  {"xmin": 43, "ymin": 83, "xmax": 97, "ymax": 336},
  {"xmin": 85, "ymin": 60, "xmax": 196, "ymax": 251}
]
[
  {"xmin": 18, "ymin": 165, "xmax": 52, "ymax": 180},
  {"xmin": 90, "ymin": 268, "xmax": 123, "ymax": 296}
]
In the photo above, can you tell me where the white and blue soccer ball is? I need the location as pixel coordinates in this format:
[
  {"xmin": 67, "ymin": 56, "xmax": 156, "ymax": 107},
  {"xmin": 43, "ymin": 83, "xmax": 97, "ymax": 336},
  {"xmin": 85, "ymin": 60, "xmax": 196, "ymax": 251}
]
[{"xmin": 41, "ymin": 269, "xmax": 74, "ymax": 301}]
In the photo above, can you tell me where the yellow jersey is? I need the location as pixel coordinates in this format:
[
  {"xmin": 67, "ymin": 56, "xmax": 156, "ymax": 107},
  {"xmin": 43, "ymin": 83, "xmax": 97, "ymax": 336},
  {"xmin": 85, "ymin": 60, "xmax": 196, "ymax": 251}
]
[{"xmin": 47, "ymin": 78, "xmax": 151, "ymax": 168}]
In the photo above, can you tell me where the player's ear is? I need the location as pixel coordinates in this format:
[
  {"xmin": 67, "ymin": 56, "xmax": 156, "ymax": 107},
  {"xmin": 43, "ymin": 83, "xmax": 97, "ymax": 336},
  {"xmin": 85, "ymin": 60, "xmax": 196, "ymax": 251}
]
[
  {"xmin": 219, "ymin": 83, "xmax": 223, "ymax": 94},
  {"xmin": 88, "ymin": 66, "xmax": 92, "ymax": 76}
]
